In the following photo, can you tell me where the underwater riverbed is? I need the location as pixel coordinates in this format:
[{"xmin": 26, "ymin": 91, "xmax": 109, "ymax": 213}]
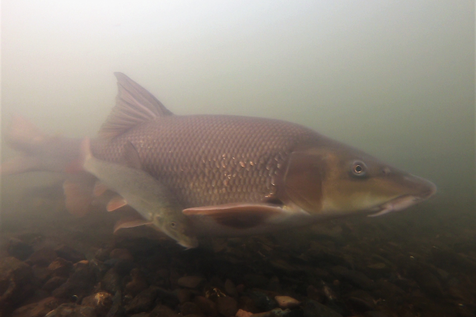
[{"xmin": 1, "ymin": 187, "xmax": 475, "ymax": 317}]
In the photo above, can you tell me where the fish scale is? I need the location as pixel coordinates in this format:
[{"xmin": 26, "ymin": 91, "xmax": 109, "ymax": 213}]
[{"xmin": 92, "ymin": 114, "xmax": 317, "ymax": 208}]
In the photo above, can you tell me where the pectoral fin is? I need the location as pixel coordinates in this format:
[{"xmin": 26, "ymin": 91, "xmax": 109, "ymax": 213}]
[
  {"xmin": 107, "ymin": 195, "xmax": 128, "ymax": 211},
  {"xmin": 113, "ymin": 215, "xmax": 152, "ymax": 233},
  {"xmin": 183, "ymin": 203, "xmax": 286, "ymax": 229}
]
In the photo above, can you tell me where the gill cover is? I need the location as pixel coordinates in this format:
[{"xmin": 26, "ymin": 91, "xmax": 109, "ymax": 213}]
[{"xmin": 282, "ymin": 151, "xmax": 324, "ymax": 214}]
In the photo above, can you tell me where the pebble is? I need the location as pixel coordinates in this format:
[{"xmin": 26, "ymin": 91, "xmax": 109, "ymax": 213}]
[
  {"xmin": 238, "ymin": 296, "xmax": 260, "ymax": 313},
  {"xmin": 194, "ymin": 295, "xmax": 218, "ymax": 316},
  {"xmin": 130, "ymin": 313, "xmax": 150, "ymax": 317},
  {"xmin": 251, "ymin": 308, "xmax": 294, "ymax": 317},
  {"xmin": 81, "ymin": 291, "xmax": 113, "ymax": 316},
  {"xmin": 48, "ymin": 258, "xmax": 73, "ymax": 277},
  {"xmin": 178, "ymin": 275, "xmax": 205, "ymax": 289},
  {"xmin": 7, "ymin": 238, "xmax": 34, "ymax": 261},
  {"xmin": 0, "ymin": 256, "xmax": 34, "ymax": 313},
  {"xmin": 11, "ymin": 297, "xmax": 63, "ymax": 317},
  {"xmin": 411, "ymin": 268, "xmax": 445, "ymax": 298},
  {"xmin": 54, "ymin": 245, "xmax": 86, "ymax": 263},
  {"xmin": 94, "ymin": 248, "xmax": 111, "ymax": 262},
  {"xmin": 346, "ymin": 290, "xmax": 376, "ymax": 311},
  {"xmin": 306, "ymin": 285, "xmax": 321, "ymax": 302},
  {"xmin": 125, "ymin": 286, "xmax": 160, "ymax": 314},
  {"xmin": 236, "ymin": 309, "xmax": 253, "ymax": 317},
  {"xmin": 306, "ymin": 243, "xmax": 352, "ymax": 268},
  {"xmin": 224, "ymin": 278, "xmax": 238, "ymax": 297},
  {"xmin": 44, "ymin": 303, "xmax": 96, "ymax": 317},
  {"xmin": 101, "ymin": 268, "xmax": 123, "ymax": 294},
  {"xmin": 303, "ymin": 300, "xmax": 343, "ymax": 317},
  {"xmin": 180, "ymin": 301, "xmax": 203, "ymax": 315},
  {"xmin": 364, "ymin": 312, "xmax": 391, "ymax": 317},
  {"xmin": 267, "ymin": 276, "xmax": 281, "ymax": 292},
  {"xmin": 331, "ymin": 266, "xmax": 376, "ymax": 290},
  {"xmin": 126, "ymin": 268, "xmax": 149, "ymax": 297},
  {"xmin": 244, "ymin": 274, "xmax": 269, "ymax": 288},
  {"xmin": 215, "ymin": 296, "xmax": 238, "ymax": 317},
  {"xmin": 155, "ymin": 286, "xmax": 181, "ymax": 307},
  {"xmin": 275, "ymin": 296, "xmax": 301, "ymax": 308},
  {"xmin": 149, "ymin": 304, "xmax": 180, "ymax": 317},
  {"xmin": 27, "ymin": 247, "xmax": 57, "ymax": 266},
  {"xmin": 51, "ymin": 261, "xmax": 95, "ymax": 299},
  {"xmin": 247, "ymin": 290, "xmax": 278, "ymax": 311},
  {"xmin": 110, "ymin": 248, "xmax": 134, "ymax": 261},
  {"xmin": 176, "ymin": 288, "xmax": 192, "ymax": 303},
  {"xmin": 43, "ymin": 276, "xmax": 67, "ymax": 291},
  {"xmin": 32, "ymin": 265, "xmax": 52, "ymax": 284}
]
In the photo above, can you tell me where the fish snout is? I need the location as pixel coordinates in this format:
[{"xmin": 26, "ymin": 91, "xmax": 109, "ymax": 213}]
[
  {"xmin": 403, "ymin": 175, "xmax": 437, "ymax": 200},
  {"xmin": 179, "ymin": 236, "xmax": 199, "ymax": 249}
]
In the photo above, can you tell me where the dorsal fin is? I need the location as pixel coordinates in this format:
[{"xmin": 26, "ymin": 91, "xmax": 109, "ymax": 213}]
[{"xmin": 98, "ymin": 73, "xmax": 173, "ymax": 139}]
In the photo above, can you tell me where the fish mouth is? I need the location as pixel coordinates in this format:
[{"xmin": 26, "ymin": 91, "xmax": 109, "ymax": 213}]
[
  {"xmin": 368, "ymin": 183, "xmax": 437, "ymax": 217},
  {"xmin": 178, "ymin": 237, "xmax": 200, "ymax": 249}
]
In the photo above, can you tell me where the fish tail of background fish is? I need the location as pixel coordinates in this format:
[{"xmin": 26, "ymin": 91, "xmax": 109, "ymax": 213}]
[
  {"xmin": 0, "ymin": 116, "xmax": 104, "ymax": 217},
  {"xmin": 1, "ymin": 115, "xmax": 82, "ymax": 175}
]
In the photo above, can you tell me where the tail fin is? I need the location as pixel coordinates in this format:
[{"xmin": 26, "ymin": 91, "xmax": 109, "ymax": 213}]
[
  {"xmin": 5, "ymin": 115, "xmax": 46, "ymax": 152},
  {"xmin": 1, "ymin": 115, "xmax": 82, "ymax": 175},
  {"xmin": 1, "ymin": 115, "xmax": 47, "ymax": 175}
]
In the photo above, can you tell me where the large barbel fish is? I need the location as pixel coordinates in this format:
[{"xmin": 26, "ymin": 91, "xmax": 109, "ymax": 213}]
[{"xmin": 1, "ymin": 73, "xmax": 436, "ymax": 239}]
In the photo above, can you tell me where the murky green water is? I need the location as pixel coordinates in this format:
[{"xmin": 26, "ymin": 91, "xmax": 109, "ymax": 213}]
[{"xmin": 1, "ymin": 1, "xmax": 474, "ymax": 316}]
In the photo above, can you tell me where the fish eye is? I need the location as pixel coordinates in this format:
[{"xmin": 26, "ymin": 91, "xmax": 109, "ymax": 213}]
[
  {"xmin": 351, "ymin": 161, "xmax": 367, "ymax": 177},
  {"xmin": 170, "ymin": 222, "xmax": 176, "ymax": 228}
]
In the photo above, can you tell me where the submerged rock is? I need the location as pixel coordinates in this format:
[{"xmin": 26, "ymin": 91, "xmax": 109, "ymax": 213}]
[
  {"xmin": 125, "ymin": 286, "xmax": 160, "ymax": 314},
  {"xmin": 44, "ymin": 303, "xmax": 97, "ymax": 317},
  {"xmin": 43, "ymin": 276, "xmax": 68, "ymax": 292},
  {"xmin": 302, "ymin": 300, "xmax": 342, "ymax": 317},
  {"xmin": 179, "ymin": 301, "xmax": 202, "ymax": 316},
  {"xmin": 247, "ymin": 290, "xmax": 278, "ymax": 311},
  {"xmin": 0, "ymin": 256, "xmax": 34, "ymax": 314},
  {"xmin": 51, "ymin": 261, "xmax": 95, "ymax": 299},
  {"xmin": 345, "ymin": 290, "xmax": 376, "ymax": 311},
  {"xmin": 275, "ymin": 295, "xmax": 301, "ymax": 308},
  {"xmin": 48, "ymin": 257, "xmax": 73, "ymax": 277},
  {"xmin": 81, "ymin": 292, "xmax": 113, "ymax": 316},
  {"xmin": 11, "ymin": 297, "xmax": 63, "ymax": 317},
  {"xmin": 54, "ymin": 245, "xmax": 86, "ymax": 264},
  {"xmin": 215, "ymin": 296, "xmax": 238, "ymax": 317},
  {"xmin": 194, "ymin": 295, "xmax": 218, "ymax": 316},
  {"xmin": 7, "ymin": 238, "xmax": 34, "ymax": 261},
  {"xmin": 250, "ymin": 308, "xmax": 295, "ymax": 317},
  {"xmin": 149, "ymin": 304, "xmax": 180, "ymax": 317},
  {"xmin": 27, "ymin": 247, "xmax": 58, "ymax": 267},
  {"xmin": 177, "ymin": 275, "xmax": 205, "ymax": 289}
]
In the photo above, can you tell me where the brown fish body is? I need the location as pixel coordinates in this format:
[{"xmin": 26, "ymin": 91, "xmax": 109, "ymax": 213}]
[
  {"xmin": 92, "ymin": 115, "xmax": 318, "ymax": 210},
  {"xmin": 1, "ymin": 73, "xmax": 437, "ymax": 238}
]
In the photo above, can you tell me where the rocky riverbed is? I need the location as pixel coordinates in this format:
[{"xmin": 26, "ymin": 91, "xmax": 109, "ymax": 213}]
[{"xmin": 0, "ymin": 194, "xmax": 475, "ymax": 317}]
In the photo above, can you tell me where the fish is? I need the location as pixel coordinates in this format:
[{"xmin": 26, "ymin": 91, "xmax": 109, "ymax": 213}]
[
  {"xmin": 1, "ymin": 73, "xmax": 437, "ymax": 238},
  {"xmin": 77, "ymin": 137, "xmax": 198, "ymax": 249}
]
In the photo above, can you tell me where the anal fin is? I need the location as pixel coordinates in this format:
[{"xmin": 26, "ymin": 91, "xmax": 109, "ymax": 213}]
[
  {"xmin": 114, "ymin": 215, "xmax": 151, "ymax": 233},
  {"xmin": 93, "ymin": 181, "xmax": 109, "ymax": 197}
]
